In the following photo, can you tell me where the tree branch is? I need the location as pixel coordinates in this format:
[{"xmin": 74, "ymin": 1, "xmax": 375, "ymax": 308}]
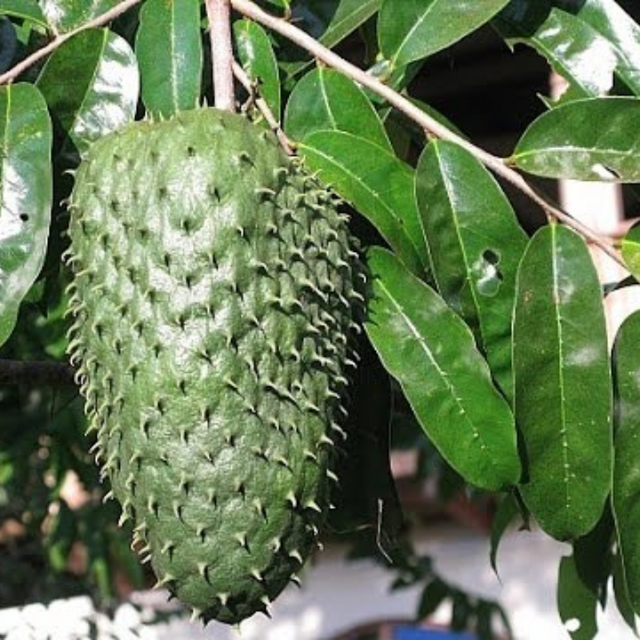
[
  {"xmin": 0, "ymin": 0, "xmax": 143, "ymax": 85},
  {"xmin": 233, "ymin": 61, "xmax": 293, "ymax": 154},
  {"xmin": 206, "ymin": 0, "xmax": 236, "ymax": 112},
  {"xmin": 0, "ymin": 360, "xmax": 76, "ymax": 387},
  {"xmin": 229, "ymin": 0, "xmax": 625, "ymax": 268}
]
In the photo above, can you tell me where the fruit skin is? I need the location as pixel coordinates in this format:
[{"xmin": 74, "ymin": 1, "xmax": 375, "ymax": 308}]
[{"xmin": 65, "ymin": 109, "xmax": 364, "ymax": 624}]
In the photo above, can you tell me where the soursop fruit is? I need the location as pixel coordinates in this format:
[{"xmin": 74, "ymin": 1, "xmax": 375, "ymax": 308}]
[{"xmin": 65, "ymin": 108, "xmax": 365, "ymax": 624}]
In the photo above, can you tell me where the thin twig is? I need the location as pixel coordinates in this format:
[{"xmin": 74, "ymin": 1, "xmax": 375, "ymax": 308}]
[
  {"xmin": 206, "ymin": 0, "xmax": 236, "ymax": 112},
  {"xmin": 230, "ymin": 0, "xmax": 625, "ymax": 267},
  {"xmin": 0, "ymin": 360, "xmax": 75, "ymax": 387},
  {"xmin": 233, "ymin": 61, "xmax": 293, "ymax": 154},
  {"xmin": 0, "ymin": 0, "xmax": 143, "ymax": 85}
]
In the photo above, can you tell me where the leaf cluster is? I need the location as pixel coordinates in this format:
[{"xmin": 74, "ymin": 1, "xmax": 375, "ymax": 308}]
[{"xmin": 2, "ymin": 1, "xmax": 640, "ymax": 638}]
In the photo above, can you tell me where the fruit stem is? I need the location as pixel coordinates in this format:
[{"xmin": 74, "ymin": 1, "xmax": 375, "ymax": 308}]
[{"xmin": 206, "ymin": 0, "xmax": 236, "ymax": 112}]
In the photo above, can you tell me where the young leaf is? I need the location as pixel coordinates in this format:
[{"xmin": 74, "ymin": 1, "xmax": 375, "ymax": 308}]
[
  {"xmin": 514, "ymin": 225, "xmax": 612, "ymax": 541},
  {"xmin": 612, "ymin": 311, "xmax": 640, "ymax": 616},
  {"xmin": 0, "ymin": 84, "xmax": 52, "ymax": 348},
  {"xmin": 135, "ymin": 0, "xmax": 202, "ymax": 118},
  {"xmin": 0, "ymin": 0, "xmax": 47, "ymax": 28},
  {"xmin": 365, "ymin": 247, "xmax": 521, "ymax": 491},
  {"xmin": 557, "ymin": 554, "xmax": 599, "ymax": 640},
  {"xmin": 285, "ymin": 67, "xmax": 392, "ymax": 152},
  {"xmin": 36, "ymin": 29, "xmax": 138, "ymax": 158},
  {"xmin": 512, "ymin": 97, "xmax": 640, "ymax": 182},
  {"xmin": 378, "ymin": 0, "xmax": 510, "ymax": 69},
  {"xmin": 300, "ymin": 131, "xmax": 429, "ymax": 278},
  {"xmin": 494, "ymin": 3, "xmax": 617, "ymax": 101},
  {"xmin": 415, "ymin": 140, "xmax": 528, "ymax": 399},
  {"xmin": 234, "ymin": 19, "xmax": 281, "ymax": 120},
  {"xmin": 622, "ymin": 222, "xmax": 640, "ymax": 282},
  {"xmin": 40, "ymin": 0, "xmax": 119, "ymax": 33}
]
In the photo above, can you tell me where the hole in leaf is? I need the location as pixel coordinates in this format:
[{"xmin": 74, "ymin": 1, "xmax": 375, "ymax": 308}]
[
  {"xmin": 483, "ymin": 249, "xmax": 501, "ymax": 267},
  {"xmin": 565, "ymin": 618, "xmax": 581, "ymax": 633},
  {"xmin": 19, "ymin": 213, "xmax": 29, "ymax": 222}
]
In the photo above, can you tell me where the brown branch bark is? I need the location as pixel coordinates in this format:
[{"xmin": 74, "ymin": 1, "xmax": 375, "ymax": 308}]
[
  {"xmin": 0, "ymin": 360, "xmax": 76, "ymax": 387},
  {"xmin": 229, "ymin": 0, "xmax": 625, "ymax": 268},
  {"xmin": 232, "ymin": 61, "xmax": 293, "ymax": 154},
  {"xmin": 206, "ymin": 0, "xmax": 236, "ymax": 112},
  {"xmin": 0, "ymin": 0, "xmax": 143, "ymax": 85}
]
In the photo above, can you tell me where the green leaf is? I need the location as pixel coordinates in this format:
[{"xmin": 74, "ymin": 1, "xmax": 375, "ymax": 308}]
[
  {"xmin": 365, "ymin": 247, "xmax": 521, "ymax": 491},
  {"xmin": 557, "ymin": 553, "xmax": 599, "ymax": 640},
  {"xmin": 612, "ymin": 552, "xmax": 638, "ymax": 635},
  {"xmin": 573, "ymin": 507, "xmax": 613, "ymax": 607},
  {"xmin": 0, "ymin": 84, "xmax": 52, "ymax": 348},
  {"xmin": 494, "ymin": 3, "xmax": 617, "ymax": 100},
  {"xmin": 36, "ymin": 28, "xmax": 138, "ymax": 158},
  {"xmin": 0, "ymin": 0, "xmax": 47, "ymax": 28},
  {"xmin": 285, "ymin": 67, "xmax": 392, "ymax": 152},
  {"xmin": 300, "ymin": 131, "xmax": 429, "ymax": 278},
  {"xmin": 330, "ymin": 341, "xmax": 403, "ymax": 557},
  {"xmin": 490, "ymin": 493, "xmax": 519, "ymax": 577},
  {"xmin": 418, "ymin": 578, "xmax": 449, "ymax": 619},
  {"xmin": 556, "ymin": 0, "xmax": 640, "ymax": 97},
  {"xmin": 284, "ymin": 0, "xmax": 381, "ymax": 77},
  {"xmin": 40, "ymin": 0, "xmax": 119, "ymax": 33},
  {"xmin": 622, "ymin": 222, "xmax": 640, "ymax": 282},
  {"xmin": 514, "ymin": 224, "xmax": 612, "ymax": 541},
  {"xmin": 234, "ymin": 19, "xmax": 281, "ymax": 120},
  {"xmin": 512, "ymin": 97, "xmax": 640, "ymax": 182},
  {"xmin": 415, "ymin": 140, "xmax": 528, "ymax": 398},
  {"xmin": 613, "ymin": 310, "xmax": 640, "ymax": 617},
  {"xmin": 135, "ymin": 0, "xmax": 202, "ymax": 118},
  {"xmin": 378, "ymin": 0, "xmax": 510, "ymax": 68}
]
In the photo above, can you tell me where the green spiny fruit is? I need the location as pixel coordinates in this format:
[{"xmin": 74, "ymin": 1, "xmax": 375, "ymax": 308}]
[{"xmin": 64, "ymin": 108, "xmax": 365, "ymax": 624}]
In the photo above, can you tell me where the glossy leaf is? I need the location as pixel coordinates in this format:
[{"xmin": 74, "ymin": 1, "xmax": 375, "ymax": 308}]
[
  {"xmin": 557, "ymin": 0, "xmax": 640, "ymax": 96},
  {"xmin": 37, "ymin": 28, "xmax": 138, "ymax": 158},
  {"xmin": 557, "ymin": 554, "xmax": 599, "ymax": 640},
  {"xmin": 0, "ymin": 84, "xmax": 53, "ymax": 348},
  {"xmin": 494, "ymin": 3, "xmax": 617, "ymax": 100},
  {"xmin": 40, "ymin": 0, "xmax": 118, "ymax": 33},
  {"xmin": 136, "ymin": 0, "xmax": 202, "ymax": 118},
  {"xmin": 365, "ymin": 248, "xmax": 521, "ymax": 491},
  {"xmin": 512, "ymin": 97, "xmax": 640, "ymax": 182},
  {"xmin": 300, "ymin": 131, "xmax": 428, "ymax": 277},
  {"xmin": 613, "ymin": 311, "xmax": 640, "ymax": 616},
  {"xmin": 622, "ymin": 222, "xmax": 640, "ymax": 282},
  {"xmin": 514, "ymin": 224, "xmax": 612, "ymax": 540},
  {"xmin": 235, "ymin": 19, "xmax": 281, "ymax": 120},
  {"xmin": 284, "ymin": 0, "xmax": 381, "ymax": 77},
  {"xmin": 285, "ymin": 67, "xmax": 392, "ymax": 152},
  {"xmin": 0, "ymin": 0, "xmax": 47, "ymax": 28},
  {"xmin": 378, "ymin": 0, "xmax": 510, "ymax": 68},
  {"xmin": 415, "ymin": 140, "xmax": 528, "ymax": 398}
]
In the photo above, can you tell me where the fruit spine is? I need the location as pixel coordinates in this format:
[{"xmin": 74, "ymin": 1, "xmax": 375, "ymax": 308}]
[{"xmin": 64, "ymin": 109, "xmax": 365, "ymax": 624}]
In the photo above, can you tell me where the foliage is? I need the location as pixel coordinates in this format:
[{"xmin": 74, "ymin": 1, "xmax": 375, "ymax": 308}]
[{"xmin": 1, "ymin": 0, "xmax": 640, "ymax": 637}]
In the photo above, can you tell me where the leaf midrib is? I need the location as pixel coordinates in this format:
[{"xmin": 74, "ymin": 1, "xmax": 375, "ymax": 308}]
[
  {"xmin": 551, "ymin": 225, "xmax": 572, "ymax": 528},
  {"xmin": 377, "ymin": 279, "xmax": 492, "ymax": 461}
]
